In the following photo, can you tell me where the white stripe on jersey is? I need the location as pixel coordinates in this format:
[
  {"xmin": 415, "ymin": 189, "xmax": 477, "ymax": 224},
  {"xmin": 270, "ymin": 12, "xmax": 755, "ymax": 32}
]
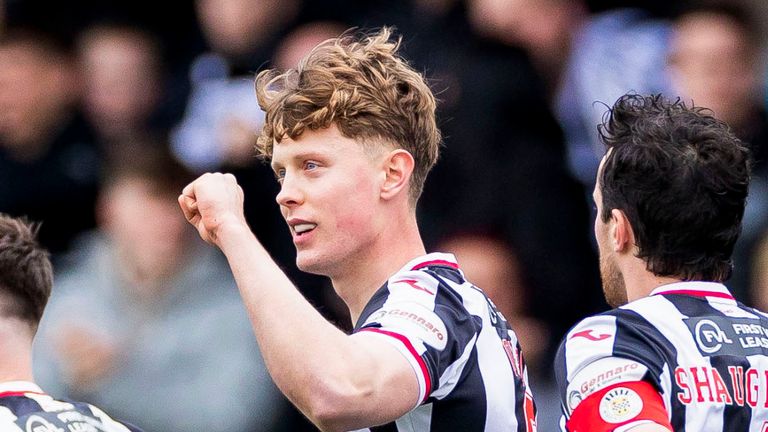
[
  {"xmin": 458, "ymin": 285, "xmax": 522, "ymax": 432},
  {"xmin": 564, "ymin": 315, "xmax": 618, "ymax": 381},
  {"xmin": 747, "ymin": 351, "xmax": 768, "ymax": 431},
  {"xmin": 660, "ymin": 363, "xmax": 672, "ymax": 416},
  {"xmin": 24, "ymin": 393, "xmax": 74, "ymax": 412},
  {"xmin": 624, "ymin": 293, "xmax": 721, "ymax": 431},
  {"xmin": 707, "ymin": 297, "xmax": 759, "ymax": 319},
  {"xmin": 0, "ymin": 420, "xmax": 23, "ymax": 431},
  {"xmin": 0, "ymin": 406, "xmax": 17, "ymax": 423}
]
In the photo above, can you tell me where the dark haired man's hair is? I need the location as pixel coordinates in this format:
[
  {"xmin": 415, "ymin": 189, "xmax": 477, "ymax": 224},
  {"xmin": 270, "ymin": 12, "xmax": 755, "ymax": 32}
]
[
  {"xmin": 598, "ymin": 94, "xmax": 751, "ymax": 281},
  {"xmin": 0, "ymin": 214, "xmax": 53, "ymax": 330}
]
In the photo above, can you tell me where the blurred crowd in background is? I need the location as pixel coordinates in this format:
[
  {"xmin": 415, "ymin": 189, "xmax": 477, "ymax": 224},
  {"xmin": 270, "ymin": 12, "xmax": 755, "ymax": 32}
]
[{"xmin": 2, "ymin": 0, "xmax": 768, "ymax": 430}]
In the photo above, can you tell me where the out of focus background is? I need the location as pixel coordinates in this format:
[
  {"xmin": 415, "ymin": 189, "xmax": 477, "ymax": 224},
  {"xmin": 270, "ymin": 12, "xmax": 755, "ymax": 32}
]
[{"xmin": 2, "ymin": 0, "xmax": 767, "ymax": 430}]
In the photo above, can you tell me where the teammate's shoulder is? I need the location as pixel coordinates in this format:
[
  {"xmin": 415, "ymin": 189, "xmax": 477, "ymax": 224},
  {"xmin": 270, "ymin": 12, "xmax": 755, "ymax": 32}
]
[
  {"xmin": 560, "ymin": 302, "xmax": 667, "ymax": 351},
  {"xmin": 558, "ymin": 313, "xmax": 618, "ymax": 356}
]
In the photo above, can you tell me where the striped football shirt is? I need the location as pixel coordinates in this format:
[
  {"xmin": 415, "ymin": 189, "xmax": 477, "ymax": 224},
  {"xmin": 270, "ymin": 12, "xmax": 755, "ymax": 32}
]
[
  {"xmin": 556, "ymin": 281, "xmax": 768, "ymax": 431},
  {"xmin": 352, "ymin": 252, "xmax": 536, "ymax": 432},
  {"xmin": 0, "ymin": 381, "xmax": 143, "ymax": 431}
]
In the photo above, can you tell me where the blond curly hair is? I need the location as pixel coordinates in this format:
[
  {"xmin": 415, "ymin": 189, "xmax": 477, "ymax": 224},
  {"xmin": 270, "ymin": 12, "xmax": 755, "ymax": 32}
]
[{"xmin": 255, "ymin": 27, "xmax": 441, "ymax": 204}]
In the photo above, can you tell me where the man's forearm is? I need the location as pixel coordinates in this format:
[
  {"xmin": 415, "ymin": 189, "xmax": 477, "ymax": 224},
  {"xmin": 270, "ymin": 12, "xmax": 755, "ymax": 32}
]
[{"xmin": 214, "ymin": 223, "xmax": 377, "ymax": 421}]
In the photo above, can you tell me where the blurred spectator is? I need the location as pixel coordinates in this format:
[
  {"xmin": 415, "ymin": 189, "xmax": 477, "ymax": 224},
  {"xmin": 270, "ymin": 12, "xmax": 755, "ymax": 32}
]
[
  {"xmin": 171, "ymin": 0, "xmax": 316, "ymax": 314},
  {"xmin": 171, "ymin": 0, "xmax": 299, "ymax": 171},
  {"xmin": 0, "ymin": 29, "xmax": 99, "ymax": 255},
  {"xmin": 668, "ymin": 2, "xmax": 764, "ymax": 151},
  {"xmin": 33, "ymin": 146, "xmax": 283, "ymax": 432},
  {"xmin": 559, "ymin": 7, "xmax": 671, "ymax": 189},
  {"xmin": 468, "ymin": 0, "xmax": 672, "ymax": 189},
  {"xmin": 272, "ymin": 21, "xmax": 346, "ymax": 71},
  {"xmin": 468, "ymin": 0, "xmax": 583, "ymax": 88},
  {"xmin": 751, "ymin": 231, "xmax": 768, "ymax": 311},
  {"xmin": 667, "ymin": 1, "xmax": 768, "ymax": 299},
  {"xmin": 77, "ymin": 23, "xmax": 167, "ymax": 149},
  {"xmin": 418, "ymin": 0, "xmax": 605, "ymax": 365}
]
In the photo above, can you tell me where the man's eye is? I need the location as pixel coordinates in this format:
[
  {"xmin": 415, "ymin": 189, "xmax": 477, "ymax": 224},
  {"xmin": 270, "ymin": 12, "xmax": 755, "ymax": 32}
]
[
  {"xmin": 275, "ymin": 169, "xmax": 286, "ymax": 181},
  {"xmin": 305, "ymin": 161, "xmax": 318, "ymax": 170}
]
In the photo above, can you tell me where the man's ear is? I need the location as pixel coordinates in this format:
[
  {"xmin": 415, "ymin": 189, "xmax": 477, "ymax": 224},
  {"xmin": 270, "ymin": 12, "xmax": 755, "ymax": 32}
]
[
  {"xmin": 380, "ymin": 149, "xmax": 415, "ymax": 201},
  {"xmin": 609, "ymin": 209, "xmax": 635, "ymax": 253}
]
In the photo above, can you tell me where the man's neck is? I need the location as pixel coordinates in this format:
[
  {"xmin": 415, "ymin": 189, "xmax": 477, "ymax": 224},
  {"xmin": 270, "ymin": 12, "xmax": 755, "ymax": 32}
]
[
  {"xmin": 623, "ymin": 261, "xmax": 683, "ymax": 303},
  {"xmin": 331, "ymin": 218, "xmax": 426, "ymax": 325},
  {"xmin": 0, "ymin": 322, "xmax": 35, "ymax": 383}
]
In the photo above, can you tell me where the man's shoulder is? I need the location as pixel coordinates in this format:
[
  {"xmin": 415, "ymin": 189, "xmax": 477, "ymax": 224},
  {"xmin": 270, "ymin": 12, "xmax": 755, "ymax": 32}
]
[
  {"xmin": 560, "ymin": 295, "xmax": 677, "ymax": 346},
  {"xmin": 555, "ymin": 304, "xmax": 674, "ymax": 381},
  {"xmin": 0, "ymin": 393, "xmax": 144, "ymax": 432},
  {"xmin": 361, "ymin": 255, "xmax": 469, "ymax": 317}
]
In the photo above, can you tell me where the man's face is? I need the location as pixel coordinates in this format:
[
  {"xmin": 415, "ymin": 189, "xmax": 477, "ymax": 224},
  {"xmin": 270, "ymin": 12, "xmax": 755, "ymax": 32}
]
[
  {"xmin": 668, "ymin": 12, "xmax": 758, "ymax": 128},
  {"xmin": 271, "ymin": 125, "xmax": 386, "ymax": 276},
  {"xmin": 0, "ymin": 43, "xmax": 71, "ymax": 149},
  {"xmin": 102, "ymin": 177, "xmax": 188, "ymax": 282},
  {"xmin": 594, "ymin": 154, "xmax": 628, "ymax": 308}
]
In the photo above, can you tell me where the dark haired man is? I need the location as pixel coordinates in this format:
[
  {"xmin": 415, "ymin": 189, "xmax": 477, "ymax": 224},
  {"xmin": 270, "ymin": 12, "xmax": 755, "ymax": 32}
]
[
  {"xmin": 0, "ymin": 214, "xmax": 142, "ymax": 431},
  {"xmin": 555, "ymin": 94, "xmax": 763, "ymax": 431}
]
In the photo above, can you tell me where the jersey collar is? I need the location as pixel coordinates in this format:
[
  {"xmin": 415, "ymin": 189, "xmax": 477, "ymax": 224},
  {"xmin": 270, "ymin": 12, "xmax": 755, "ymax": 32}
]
[
  {"xmin": 400, "ymin": 252, "xmax": 459, "ymax": 272},
  {"xmin": 650, "ymin": 281, "xmax": 734, "ymax": 301},
  {"xmin": 0, "ymin": 381, "xmax": 45, "ymax": 398}
]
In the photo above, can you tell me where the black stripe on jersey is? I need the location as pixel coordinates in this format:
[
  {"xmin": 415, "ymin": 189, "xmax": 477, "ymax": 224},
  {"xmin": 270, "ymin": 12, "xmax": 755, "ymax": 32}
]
[
  {"xmin": 669, "ymin": 294, "xmax": 757, "ymax": 431},
  {"xmin": 371, "ymin": 422, "xmax": 400, "ymax": 432},
  {"xmin": 612, "ymin": 309, "xmax": 684, "ymax": 430},
  {"xmin": 354, "ymin": 284, "xmax": 391, "ymax": 331},
  {"xmin": 429, "ymin": 348, "xmax": 487, "ymax": 431},
  {"xmin": 429, "ymin": 277, "xmax": 482, "ymax": 385},
  {"xmin": 424, "ymin": 266, "xmax": 466, "ymax": 285},
  {"xmin": 0, "ymin": 395, "xmax": 43, "ymax": 419},
  {"xmin": 712, "ymin": 355, "xmax": 751, "ymax": 432}
]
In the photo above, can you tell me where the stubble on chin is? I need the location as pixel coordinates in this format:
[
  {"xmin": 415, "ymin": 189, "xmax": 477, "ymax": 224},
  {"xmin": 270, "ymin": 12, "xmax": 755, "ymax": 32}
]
[{"xmin": 600, "ymin": 253, "xmax": 628, "ymax": 308}]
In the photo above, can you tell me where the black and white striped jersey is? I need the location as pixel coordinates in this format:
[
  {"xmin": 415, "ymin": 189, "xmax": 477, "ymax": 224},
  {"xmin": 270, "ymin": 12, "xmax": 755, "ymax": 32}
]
[
  {"xmin": 556, "ymin": 281, "xmax": 768, "ymax": 431},
  {"xmin": 352, "ymin": 253, "xmax": 536, "ymax": 432},
  {"xmin": 0, "ymin": 381, "xmax": 143, "ymax": 432}
]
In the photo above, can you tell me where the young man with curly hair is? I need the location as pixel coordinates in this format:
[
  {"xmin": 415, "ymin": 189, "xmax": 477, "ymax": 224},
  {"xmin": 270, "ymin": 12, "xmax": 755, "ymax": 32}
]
[
  {"xmin": 179, "ymin": 28, "xmax": 536, "ymax": 431},
  {"xmin": 556, "ymin": 94, "xmax": 764, "ymax": 431}
]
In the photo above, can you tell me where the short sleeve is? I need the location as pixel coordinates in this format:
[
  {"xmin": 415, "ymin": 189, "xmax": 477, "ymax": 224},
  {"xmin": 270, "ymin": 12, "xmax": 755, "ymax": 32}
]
[
  {"xmin": 355, "ymin": 270, "xmax": 480, "ymax": 405},
  {"xmin": 555, "ymin": 311, "xmax": 671, "ymax": 426}
]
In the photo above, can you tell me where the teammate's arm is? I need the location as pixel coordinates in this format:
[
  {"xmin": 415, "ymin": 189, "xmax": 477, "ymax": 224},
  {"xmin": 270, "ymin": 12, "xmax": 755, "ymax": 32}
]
[
  {"xmin": 565, "ymin": 378, "xmax": 672, "ymax": 432},
  {"xmin": 179, "ymin": 173, "xmax": 420, "ymax": 431}
]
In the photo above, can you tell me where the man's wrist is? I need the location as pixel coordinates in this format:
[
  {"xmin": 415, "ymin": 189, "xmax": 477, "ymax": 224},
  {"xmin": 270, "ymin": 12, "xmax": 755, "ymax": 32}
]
[{"xmin": 215, "ymin": 219, "xmax": 255, "ymax": 249}]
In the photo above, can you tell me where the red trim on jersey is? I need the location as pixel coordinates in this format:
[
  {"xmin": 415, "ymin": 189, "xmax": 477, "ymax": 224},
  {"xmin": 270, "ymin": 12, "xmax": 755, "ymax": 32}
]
[
  {"xmin": 358, "ymin": 327, "xmax": 432, "ymax": 401},
  {"xmin": 567, "ymin": 381, "xmax": 671, "ymax": 432},
  {"xmin": 0, "ymin": 390, "xmax": 45, "ymax": 398},
  {"xmin": 411, "ymin": 260, "xmax": 459, "ymax": 271},
  {"xmin": 654, "ymin": 289, "xmax": 734, "ymax": 300}
]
